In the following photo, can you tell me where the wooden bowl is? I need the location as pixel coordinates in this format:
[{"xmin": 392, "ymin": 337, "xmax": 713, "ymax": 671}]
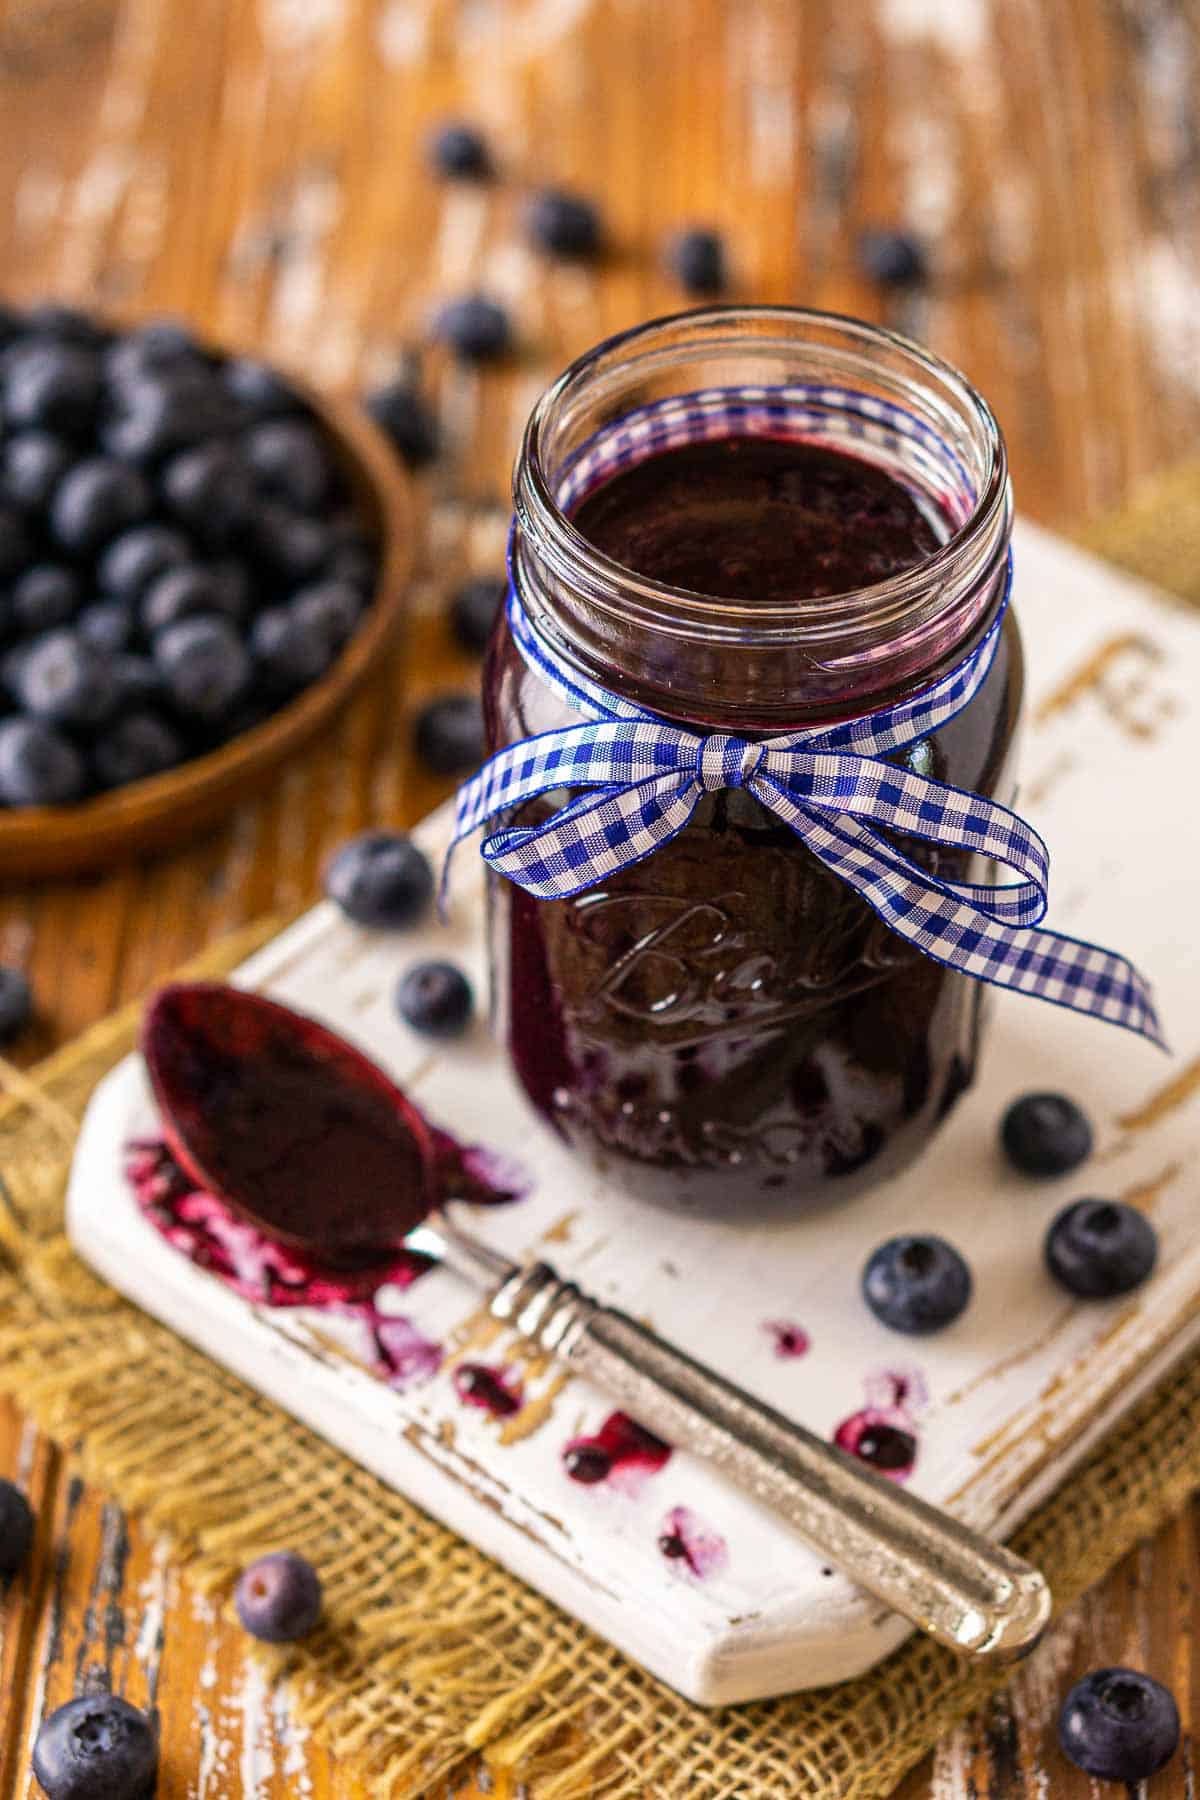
[{"xmin": 0, "ymin": 385, "xmax": 414, "ymax": 881}]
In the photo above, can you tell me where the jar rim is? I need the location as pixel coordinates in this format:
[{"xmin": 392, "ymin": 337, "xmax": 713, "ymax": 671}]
[{"xmin": 514, "ymin": 304, "xmax": 1011, "ymax": 649}]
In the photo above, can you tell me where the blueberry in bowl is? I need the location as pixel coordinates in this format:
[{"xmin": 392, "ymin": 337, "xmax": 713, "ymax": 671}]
[{"xmin": 0, "ymin": 300, "xmax": 413, "ymax": 877}]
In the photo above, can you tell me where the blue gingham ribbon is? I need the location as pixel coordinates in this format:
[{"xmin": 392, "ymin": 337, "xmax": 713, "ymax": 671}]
[{"xmin": 451, "ymin": 390, "xmax": 1164, "ymax": 1048}]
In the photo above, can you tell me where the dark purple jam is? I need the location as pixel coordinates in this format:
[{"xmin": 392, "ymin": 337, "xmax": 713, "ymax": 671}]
[
  {"xmin": 486, "ymin": 435, "xmax": 1020, "ymax": 1213},
  {"xmin": 570, "ymin": 438, "xmax": 941, "ymax": 600}
]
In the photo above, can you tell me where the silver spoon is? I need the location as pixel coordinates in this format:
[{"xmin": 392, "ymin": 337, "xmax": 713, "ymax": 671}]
[{"xmin": 143, "ymin": 981, "xmax": 1051, "ymax": 1664}]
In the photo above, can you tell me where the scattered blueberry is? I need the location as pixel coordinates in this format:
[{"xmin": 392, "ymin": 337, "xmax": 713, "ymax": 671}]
[
  {"xmin": 414, "ymin": 692, "xmax": 484, "ymax": 774},
  {"xmin": 221, "ymin": 356, "xmax": 302, "ymax": 421},
  {"xmin": 1001, "ymin": 1092, "xmax": 1093, "ymax": 1177},
  {"xmin": 435, "ymin": 295, "xmax": 513, "ymax": 364},
  {"xmin": 153, "ymin": 615, "xmax": 251, "ymax": 722},
  {"xmin": 427, "ymin": 120, "xmax": 492, "ymax": 180},
  {"xmin": 77, "ymin": 599, "xmax": 135, "ymax": 654},
  {"xmin": 235, "ymin": 1550, "xmax": 322, "ymax": 1643},
  {"xmin": 450, "ymin": 574, "xmax": 505, "ymax": 654},
  {"xmin": 1045, "ymin": 1199, "xmax": 1157, "ymax": 1299},
  {"xmin": 4, "ymin": 343, "xmax": 101, "ymax": 436},
  {"xmin": 250, "ymin": 604, "xmax": 331, "ymax": 691},
  {"xmin": 0, "ymin": 506, "xmax": 32, "ymax": 580},
  {"xmin": 290, "ymin": 579, "xmax": 362, "ymax": 654},
  {"xmin": 862, "ymin": 1235, "xmax": 972, "ymax": 1334},
  {"xmin": 98, "ymin": 525, "xmax": 191, "ymax": 600},
  {"xmin": 364, "ymin": 381, "xmax": 438, "ymax": 469},
  {"xmin": 244, "ymin": 419, "xmax": 334, "ymax": 512},
  {"xmin": 0, "ymin": 717, "xmax": 86, "ymax": 806},
  {"xmin": 0, "ymin": 968, "xmax": 33, "ymax": 1044},
  {"xmin": 11, "ymin": 565, "xmax": 80, "ymax": 635},
  {"xmin": 141, "ymin": 564, "xmax": 244, "ymax": 634},
  {"xmin": 32, "ymin": 1694, "xmax": 158, "ymax": 1800},
  {"xmin": 1058, "ymin": 1668, "xmax": 1179, "ymax": 1782},
  {"xmin": 857, "ymin": 227, "xmax": 928, "ymax": 289},
  {"xmin": 0, "ymin": 1477, "xmax": 34, "ymax": 1571},
  {"xmin": 160, "ymin": 442, "xmax": 253, "ymax": 542},
  {"xmin": 17, "ymin": 630, "xmax": 119, "ymax": 728},
  {"xmin": 527, "ymin": 189, "xmax": 603, "ymax": 259},
  {"xmin": 93, "ymin": 712, "xmax": 183, "ymax": 789},
  {"xmin": 2, "ymin": 431, "xmax": 73, "ymax": 510},
  {"xmin": 51, "ymin": 458, "xmax": 152, "ymax": 556},
  {"xmin": 396, "ymin": 959, "xmax": 474, "ymax": 1039},
  {"xmin": 324, "ymin": 830, "xmax": 433, "ymax": 928},
  {"xmin": 666, "ymin": 227, "xmax": 727, "ymax": 294}
]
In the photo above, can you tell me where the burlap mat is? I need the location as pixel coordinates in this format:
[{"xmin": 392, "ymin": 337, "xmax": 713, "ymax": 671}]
[{"xmin": 2, "ymin": 463, "xmax": 1199, "ymax": 1798}]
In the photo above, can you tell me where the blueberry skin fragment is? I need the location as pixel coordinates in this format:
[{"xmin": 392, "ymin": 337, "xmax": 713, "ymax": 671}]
[
  {"xmin": 862, "ymin": 1234, "xmax": 973, "ymax": 1334},
  {"xmin": 32, "ymin": 1694, "xmax": 159, "ymax": 1800},
  {"xmin": 1058, "ymin": 1667, "xmax": 1180, "ymax": 1782},
  {"xmin": 1000, "ymin": 1092, "xmax": 1093, "ymax": 1177},
  {"xmin": 396, "ymin": 959, "xmax": 474, "ymax": 1039},
  {"xmin": 235, "ymin": 1550, "xmax": 322, "ymax": 1644},
  {"xmin": 324, "ymin": 830, "xmax": 433, "ymax": 929},
  {"xmin": 0, "ymin": 1477, "xmax": 34, "ymax": 1572},
  {"xmin": 1045, "ymin": 1199, "xmax": 1157, "ymax": 1299}
]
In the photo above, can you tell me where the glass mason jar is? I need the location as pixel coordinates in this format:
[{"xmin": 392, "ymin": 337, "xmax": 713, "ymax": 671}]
[{"xmin": 484, "ymin": 307, "xmax": 1019, "ymax": 1214}]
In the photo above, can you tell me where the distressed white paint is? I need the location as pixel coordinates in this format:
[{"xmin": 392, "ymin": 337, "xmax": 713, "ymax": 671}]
[{"xmin": 71, "ymin": 524, "xmax": 1200, "ymax": 1703}]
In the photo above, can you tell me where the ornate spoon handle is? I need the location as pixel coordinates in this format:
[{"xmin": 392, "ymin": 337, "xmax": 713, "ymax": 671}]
[{"xmin": 414, "ymin": 1212, "xmax": 1051, "ymax": 1662}]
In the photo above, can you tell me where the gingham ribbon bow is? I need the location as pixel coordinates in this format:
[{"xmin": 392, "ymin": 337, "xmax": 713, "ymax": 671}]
[{"xmin": 451, "ymin": 570, "xmax": 1163, "ymax": 1047}]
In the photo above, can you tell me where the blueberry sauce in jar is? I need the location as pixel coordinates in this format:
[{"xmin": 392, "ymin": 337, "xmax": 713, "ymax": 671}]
[{"xmin": 486, "ymin": 309, "xmax": 1018, "ymax": 1215}]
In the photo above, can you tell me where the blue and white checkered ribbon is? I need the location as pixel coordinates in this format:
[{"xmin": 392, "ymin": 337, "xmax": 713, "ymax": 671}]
[{"xmin": 450, "ymin": 390, "xmax": 1164, "ymax": 1048}]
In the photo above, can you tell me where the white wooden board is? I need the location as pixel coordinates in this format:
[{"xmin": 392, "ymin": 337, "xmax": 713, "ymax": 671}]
[{"xmin": 68, "ymin": 521, "xmax": 1200, "ymax": 1704}]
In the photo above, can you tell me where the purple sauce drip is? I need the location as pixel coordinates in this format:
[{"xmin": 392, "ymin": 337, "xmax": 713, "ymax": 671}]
[
  {"xmin": 452, "ymin": 1362, "xmax": 524, "ymax": 1417},
  {"xmin": 562, "ymin": 1411, "xmax": 672, "ymax": 1485}
]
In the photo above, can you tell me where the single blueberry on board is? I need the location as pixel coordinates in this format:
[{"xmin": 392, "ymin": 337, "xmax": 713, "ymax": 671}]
[
  {"xmin": 324, "ymin": 831, "xmax": 433, "ymax": 929},
  {"xmin": 235, "ymin": 1550, "xmax": 323, "ymax": 1643},
  {"xmin": 450, "ymin": 575, "xmax": 505, "ymax": 654},
  {"xmin": 427, "ymin": 120, "xmax": 492, "ymax": 180},
  {"xmin": 1000, "ymin": 1092, "xmax": 1093, "ymax": 1177},
  {"xmin": 527, "ymin": 189, "xmax": 604, "ymax": 259},
  {"xmin": 364, "ymin": 381, "xmax": 439, "ymax": 468},
  {"xmin": 861, "ymin": 1235, "xmax": 972, "ymax": 1334},
  {"xmin": 0, "ymin": 968, "xmax": 33, "ymax": 1045},
  {"xmin": 414, "ymin": 692, "xmax": 485, "ymax": 774},
  {"xmin": 32, "ymin": 1694, "xmax": 159, "ymax": 1800},
  {"xmin": 1045, "ymin": 1199, "xmax": 1157, "ymax": 1299},
  {"xmin": 666, "ymin": 227, "xmax": 727, "ymax": 294},
  {"xmin": 434, "ymin": 295, "xmax": 513, "ymax": 364},
  {"xmin": 1058, "ymin": 1667, "xmax": 1180, "ymax": 1782},
  {"xmin": 0, "ymin": 1477, "xmax": 34, "ymax": 1572},
  {"xmin": 396, "ymin": 959, "xmax": 474, "ymax": 1039},
  {"xmin": 856, "ymin": 227, "xmax": 929, "ymax": 289}
]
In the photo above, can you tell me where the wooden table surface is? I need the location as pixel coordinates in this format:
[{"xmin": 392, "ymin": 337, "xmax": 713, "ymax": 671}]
[{"xmin": 1, "ymin": 0, "xmax": 1198, "ymax": 1793}]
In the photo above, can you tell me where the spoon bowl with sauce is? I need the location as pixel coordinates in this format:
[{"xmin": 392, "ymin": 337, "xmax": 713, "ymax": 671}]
[{"xmin": 140, "ymin": 979, "xmax": 1051, "ymax": 1666}]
